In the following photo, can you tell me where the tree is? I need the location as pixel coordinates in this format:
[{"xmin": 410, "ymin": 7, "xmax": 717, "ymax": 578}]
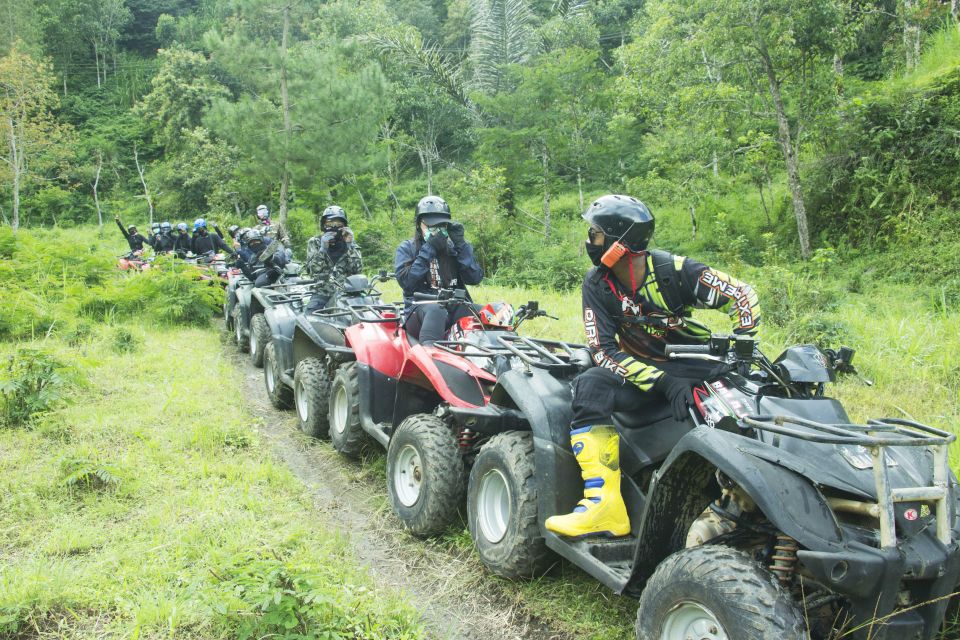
[
  {"xmin": 621, "ymin": 0, "xmax": 854, "ymax": 258},
  {"xmin": 468, "ymin": 0, "xmax": 539, "ymax": 93},
  {"xmin": 206, "ymin": 1, "xmax": 390, "ymax": 224},
  {"xmin": 0, "ymin": 45, "xmax": 72, "ymax": 231},
  {"xmin": 82, "ymin": 0, "xmax": 132, "ymax": 88}
]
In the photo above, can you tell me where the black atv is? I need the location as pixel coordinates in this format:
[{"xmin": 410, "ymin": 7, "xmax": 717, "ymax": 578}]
[
  {"xmin": 459, "ymin": 334, "xmax": 959, "ymax": 640},
  {"xmin": 261, "ymin": 271, "xmax": 398, "ymax": 439},
  {"xmin": 227, "ymin": 261, "xmax": 306, "ymax": 365}
]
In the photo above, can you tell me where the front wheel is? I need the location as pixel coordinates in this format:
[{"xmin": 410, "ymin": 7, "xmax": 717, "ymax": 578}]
[
  {"xmin": 233, "ymin": 305, "xmax": 247, "ymax": 352},
  {"xmin": 249, "ymin": 313, "xmax": 270, "ymax": 367},
  {"xmin": 328, "ymin": 363, "xmax": 368, "ymax": 458},
  {"xmin": 293, "ymin": 358, "xmax": 331, "ymax": 438},
  {"xmin": 467, "ymin": 431, "xmax": 554, "ymax": 578},
  {"xmin": 264, "ymin": 341, "xmax": 292, "ymax": 409},
  {"xmin": 635, "ymin": 545, "xmax": 805, "ymax": 640},
  {"xmin": 386, "ymin": 413, "xmax": 465, "ymax": 538}
]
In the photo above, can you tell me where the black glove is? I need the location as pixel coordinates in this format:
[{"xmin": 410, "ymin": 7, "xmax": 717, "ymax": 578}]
[
  {"xmin": 447, "ymin": 222, "xmax": 465, "ymax": 246},
  {"xmin": 427, "ymin": 232, "xmax": 448, "ymax": 255},
  {"xmin": 656, "ymin": 374, "xmax": 695, "ymax": 421}
]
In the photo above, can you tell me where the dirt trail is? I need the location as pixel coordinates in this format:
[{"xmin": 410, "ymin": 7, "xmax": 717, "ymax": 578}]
[{"xmin": 227, "ymin": 347, "xmax": 567, "ymax": 640}]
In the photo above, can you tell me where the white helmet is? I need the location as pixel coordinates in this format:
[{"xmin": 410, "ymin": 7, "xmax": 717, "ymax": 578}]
[{"xmin": 256, "ymin": 204, "xmax": 269, "ymax": 220}]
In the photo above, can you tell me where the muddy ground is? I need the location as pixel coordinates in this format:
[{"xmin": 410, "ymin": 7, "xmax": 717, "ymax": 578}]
[{"xmin": 227, "ymin": 346, "xmax": 569, "ymax": 640}]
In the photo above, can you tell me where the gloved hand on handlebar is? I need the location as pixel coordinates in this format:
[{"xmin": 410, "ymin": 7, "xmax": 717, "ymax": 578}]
[
  {"xmin": 655, "ymin": 374, "xmax": 695, "ymax": 421},
  {"xmin": 427, "ymin": 231, "xmax": 448, "ymax": 255},
  {"xmin": 447, "ymin": 222, "xmax": 465, "ymax": 246}
]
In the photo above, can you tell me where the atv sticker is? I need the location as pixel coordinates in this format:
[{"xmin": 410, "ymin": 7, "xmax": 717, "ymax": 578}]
[{"xmin": 839, "ymin": 445, "xmax": 899, "ymax": 470}]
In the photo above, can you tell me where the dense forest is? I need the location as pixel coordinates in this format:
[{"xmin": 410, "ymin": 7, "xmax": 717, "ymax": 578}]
[{"xmin": 2, "ymin": 0, "xmax": 959, "ymax": 289}]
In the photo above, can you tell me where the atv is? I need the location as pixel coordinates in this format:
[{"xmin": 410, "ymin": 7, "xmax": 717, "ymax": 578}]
[
  {"xmin": 117, "ymin": 251, "xmax": 152, "ymax": 272},
  {"xmin": 227, "ymin": 261, "xmax": 307, "ymax": 363},
  {"xmin": 260, "ymin": 271, "xmax": 398, "ymax": 438},
  {"xmin": 461, "ymin": 334, "xmax": 960, "ymax": 640},
  {"xmin": 332, "ymin": 289, "xmax": 558, "ymax": 537}
]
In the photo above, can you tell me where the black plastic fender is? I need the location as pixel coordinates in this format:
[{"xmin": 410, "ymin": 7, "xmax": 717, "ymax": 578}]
[
  {"xmin": 235, "ymin": 284, "xmax": 254, "ymax": 334},
  {"xmin": 264, "ymin": 303, "xmax": 301, "ymax": 375},
  {"xmin": 491, "ymin": 369, "xmax": 582, "ymax": 529},
  {"xmin": 628, "ymin": 426, "xmax": 844, "ymax": 593}
]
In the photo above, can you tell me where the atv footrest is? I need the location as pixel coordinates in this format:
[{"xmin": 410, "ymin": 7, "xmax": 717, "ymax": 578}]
[{"xmin": 583, "ymin": 536, "xmax": 637, "ymax": 564}]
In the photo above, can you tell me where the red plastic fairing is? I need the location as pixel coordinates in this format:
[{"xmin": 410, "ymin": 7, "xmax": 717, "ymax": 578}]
[
  {"xmin": 345, "ymin": 321, "xmax": 403, "ymax": 378},
  {"xmin": 401, "ymin": 344, "xmax": 496, "ymax": 408}
]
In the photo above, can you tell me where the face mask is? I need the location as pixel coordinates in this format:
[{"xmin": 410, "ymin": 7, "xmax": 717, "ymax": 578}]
[{"xmin": 585, "ymin": 241, "xmax": 606, "ymax": 266}]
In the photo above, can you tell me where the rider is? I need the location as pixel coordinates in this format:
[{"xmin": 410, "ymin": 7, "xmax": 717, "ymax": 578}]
[
  {"xmin": 245, "ymin": 228, "xmax": 289, "ymax": 287},
  {"xmin": 394, "ymin": 196, "xmax": 483, "ymax": 345},
  {"xmin": 152, "ymin": 221, "xmax": 176, "ymax": 253},
  {"xmin": 254, "ymin": 204, "xmax": 290, "ymax": 248},
  {"xmin": 191, "ymin": 218, "xmax": 236, "ymax": 257},
  {"xmin": 304, "ymin": 205, "xmax": 363, "ymax": 312},
  {"xmin": 172, "ymin": 222, "xmax": 192, "ymax": 257},
  {"xmin": 544, "ymin": 194, "xmax": 761, "ymax": 539},
  {"xmin": 114, "ymin": 217, "xmax": 148, "ymax": 253}
]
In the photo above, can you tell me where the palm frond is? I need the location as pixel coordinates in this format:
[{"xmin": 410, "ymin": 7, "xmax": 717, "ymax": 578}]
[{"xmin": 366, "ymin": 32, "xmax": 472, "ymax": 109}]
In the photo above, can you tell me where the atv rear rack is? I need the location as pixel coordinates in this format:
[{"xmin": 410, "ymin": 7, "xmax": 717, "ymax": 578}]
[
  {"xmin": 741, "ymin": 414, "xmax": 956, "ymax": 548},
  {"xmin": 309, "ymin": 303, "xmax": 399, "ymax": 324}
]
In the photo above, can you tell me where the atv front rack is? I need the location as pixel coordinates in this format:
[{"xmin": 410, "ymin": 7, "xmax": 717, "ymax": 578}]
[
  {"xmin": 309, "ymin": 303, "xmax": 400, "ymax": 324},
  {"xmin": 741, "ymin": 414, "xmax": 956, "ymax": 548},
  {"xmin": 433, "ymin": 335, "xmax": 586, "ymax": 371}
]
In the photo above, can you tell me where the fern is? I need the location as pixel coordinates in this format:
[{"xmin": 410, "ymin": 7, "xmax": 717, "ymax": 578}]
[
  {"xmin": 551, "ymin": 0, "xmax": 587, "ymax": 19},
  {"xmin": 366, "ymin": 32, "xmax": 473, "ymax": 111},
  {"xmin": 59, "ymin": 456, "xmax": 124, "ymax": 492}
]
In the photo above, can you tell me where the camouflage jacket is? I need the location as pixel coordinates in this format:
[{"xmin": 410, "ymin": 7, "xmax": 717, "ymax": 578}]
[{"xmin": 305, "ymin": 237, "xmax": 363, "ymax": 295}]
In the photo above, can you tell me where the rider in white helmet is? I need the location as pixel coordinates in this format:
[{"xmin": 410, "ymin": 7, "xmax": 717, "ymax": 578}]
[{"xmin": 253, "ymin": 203, "xmax": 290, "ymax": 248}]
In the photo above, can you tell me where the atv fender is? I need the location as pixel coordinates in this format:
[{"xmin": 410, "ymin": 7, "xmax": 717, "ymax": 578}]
[
  {"xmin": 491, "ymin": 369, "xmax": 582, "ymax": 528},
  {"xmin": 628, "ymin": 426, "xmax": 843, "ymax": 594},
  {"xmin": 236, "ymin": 285, "xmax": 254, "ymax": 334},
  {"xmin": 265, "ymin": 304, "xmax": 300, "ymax": 374}
]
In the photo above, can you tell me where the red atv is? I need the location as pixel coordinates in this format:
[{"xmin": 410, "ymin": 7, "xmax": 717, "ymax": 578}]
[
  {"xmin": 327, "ymin": 289, "xmax": 571, "ymax": 537},
  {"xmin": 117, "ymin": 251, "xmax": 152, "ymax": 272}
]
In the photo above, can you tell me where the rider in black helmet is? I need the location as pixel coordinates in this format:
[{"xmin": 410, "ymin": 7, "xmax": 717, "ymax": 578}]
[
  {"xmin": 394, "ymin": 195, "xmax": 483, "ymax": 344},
  {"xmin": 544, "ymin": 194, "xmax": 762, "ymax": 540},
  {"xmin": 114, "ymin": 216, "xmax": 148, "ymax": 253},
  {"xmin": 304, "ymin": 205, "xmax": 363, "ymax": 312}
]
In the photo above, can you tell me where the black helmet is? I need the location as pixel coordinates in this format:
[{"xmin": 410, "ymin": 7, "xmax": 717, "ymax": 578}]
[
  {"xmin": 127, "ymin": 225, "xmax": 137, "ymax": 234},
  {"xmin": 582, "ymin": 195, "xmax": 654, "ymax": 252},
  {"xmin": 246, "ymin": 229, "xmax": 263, "ymax": 246},
  {"xmin": 415, "ymin": 196, "xmax": 451, "ymax": 227},
  {"xmin": 320, "ymin": 205, "xmax": 348, "ymax": 227}
]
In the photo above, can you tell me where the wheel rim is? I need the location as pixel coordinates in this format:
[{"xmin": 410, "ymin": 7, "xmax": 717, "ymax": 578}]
[
  {"xmin": 476, "ymin": 469, "xmax": 510, "ymax": 544},
  {"xmin": 660, "ymin": 602, "xmax": 728, "ymax": 640},
  {"xmin": 295, "ymin": 379, "xmax": 309, "ymax": 423},
  {"xmin": 265, "ymin": 356, "xmax": 276, "ymax": 392},
  {"xmin": 393, "ymin": 444, "xmax": 423, "ymax": 507},
  {"xmin": 331, "ymin": 385, "xmax": 348, "ymax": 436}
]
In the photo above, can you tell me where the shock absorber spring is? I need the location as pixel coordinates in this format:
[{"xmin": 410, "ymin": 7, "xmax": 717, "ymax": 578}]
[
  {"xmin": 769, "ymin": 533, "xmax": 799, "ymax": 585},
  {"xmin": 458, "ymin": 428, "xmax": 477, "ymax": 452}
]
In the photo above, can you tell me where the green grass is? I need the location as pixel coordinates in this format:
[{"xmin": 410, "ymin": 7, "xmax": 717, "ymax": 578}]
[{"xmin": 0, "ymin": 323, "xmax": 422, "ymax": 639}]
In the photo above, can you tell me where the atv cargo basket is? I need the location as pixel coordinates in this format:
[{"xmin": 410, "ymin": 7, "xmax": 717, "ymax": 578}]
[
  {"xmin": 432, "ymin": 335, "xmax": 586, "ymax": 371},
  {"xmin": 741, "ymin": 414, "xmax": 956, "ymax": 548},
  {"xmin": 309, "ymin": 303, "xmax": 399, "ymax": 324}
]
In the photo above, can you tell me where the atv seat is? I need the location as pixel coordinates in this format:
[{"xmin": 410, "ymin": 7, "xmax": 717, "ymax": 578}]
[{"xmin": 614, "ymin": 408, "xmax": 693, "ymax": 474}]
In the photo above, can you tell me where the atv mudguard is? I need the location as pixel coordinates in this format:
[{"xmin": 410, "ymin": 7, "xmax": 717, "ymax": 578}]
[
  {"xmin": 489, "ymin": 369, "xmax": 583, "ymax": 530},
  {"xmin": 235, "ymin": 283, "xmax": 254, "ymax": 335},
  {"xmin": 264, "ymin": 303, "xmax": 301, "ymax": 375},
  {"xmin": 626, "ymin": 427, "xmax": 846, "ymax": 593}
]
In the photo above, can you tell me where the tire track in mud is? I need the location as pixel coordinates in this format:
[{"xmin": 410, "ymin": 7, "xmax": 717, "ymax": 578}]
[{"xmin": 226, "ymin": 345, "xmax": 567, "ymax": 640}]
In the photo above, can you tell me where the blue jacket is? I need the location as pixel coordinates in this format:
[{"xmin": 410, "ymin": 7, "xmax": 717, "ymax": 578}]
[{"xmin": 394, "ymin": 237, "xmax": 483, "ymax": 311}]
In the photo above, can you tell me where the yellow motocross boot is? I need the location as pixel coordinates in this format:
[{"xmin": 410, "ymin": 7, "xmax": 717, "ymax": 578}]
[{"xmin": 544, "ymin": 425, "xmax": 630, "ymax": 538}]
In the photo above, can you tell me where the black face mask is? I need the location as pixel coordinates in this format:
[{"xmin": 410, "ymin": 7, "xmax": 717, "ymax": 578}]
[{"xmin": 585, "ymin": 241, "xmax": 606, "ymax": 266}]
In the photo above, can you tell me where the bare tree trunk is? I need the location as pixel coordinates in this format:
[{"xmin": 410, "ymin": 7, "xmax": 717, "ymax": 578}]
[
  {"xmin": 348, "ymin": 175, "xmax": 371, "ymax": 217},
  {"xmin": 576, "ymin": 166, "xmax": 584, "ymax": 210},
  {"xmin": 542, "ymin": 145, "xmax": 551, "ymax": 238},
  {"xmin": 93, "ymin": 150, "xmax": 104, "ymax": 228},
  {"xmin": 757, "ymin": 38, "xmax": 811, "ymax": 259},
  {"xmin": 381, "ymin": 122, "xmax": 401, "ymax": 224},
  {"xmin": 278, "ymin": 3, "xmax": 292, "ymax": 224},
  {"xmin": 902, "ymin": 0, "xmax": 921, "ymax": 70},
  {"xmin": 712, "ymin": 151, "xmax": 719, "ymax": 178},
  {"xmin": 758, "ymin": 181, "xmax": 771, "ymax": 225},
  {"xmin": 63, "ymin": 73, "xmax": 68, "ymax": 97},
  {"xmin": 689, "ymin": 205, "xmax": 697, "ymax": 240},
  {"xmin": 833, "ymin": 53, "xmax": 844, "ymax": 97},
  {"xmin": 7, "ymin": 116, "xmax": 20, "ymax": 232},
  {"xmin": 133, "ymin": 143, "xmax": 154, "ymax": 223},
  {"xmin": 93, "ymin": 40, "xmax": 101, "ymax": 88}
]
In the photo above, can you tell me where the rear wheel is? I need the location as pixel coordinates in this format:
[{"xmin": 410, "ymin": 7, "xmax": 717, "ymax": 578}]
[
  {"xmin": 328, "ymin": 363, "xmax": 367, "ymax": 458},
  {"xmin": 467, "ymin": 431, "xmax": 554, "ymax": 578},
  {"xmin": 387, "ymin": 413, "xmax": 465, "ymax": 538},
  {"xmin": 264, "ymin": 341, "xmax": 292, "ymax": 409},
  {"xmin": 293, "ymin": 358, "xmax": 331, "ymax": 438},
  {"xmin": 249, "ymin": 313, "xmax": 270, "ymax": 367},
  {"xmin": 635, "ymin": 545, "xmax": 805, "ymax": 640},
  {"xmin": 233, "ymin": 306, "xmax": 247, "ymax": 352}
]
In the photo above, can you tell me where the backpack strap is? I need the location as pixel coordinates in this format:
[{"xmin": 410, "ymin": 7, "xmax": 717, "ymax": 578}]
[{"xmin": 649, "ymin": 249, "xmax": 686, "ymax": 316}]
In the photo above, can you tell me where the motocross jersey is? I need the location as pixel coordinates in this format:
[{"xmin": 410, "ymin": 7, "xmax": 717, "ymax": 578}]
[{"xmin": 582, "ymin": 252, "xmax": 760, "ymax": 392}]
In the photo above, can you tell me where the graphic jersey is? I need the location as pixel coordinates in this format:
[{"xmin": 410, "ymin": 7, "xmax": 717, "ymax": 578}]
[{"xmin": 582, "ymin": 253, "xmax": 760, "ymax": 391}]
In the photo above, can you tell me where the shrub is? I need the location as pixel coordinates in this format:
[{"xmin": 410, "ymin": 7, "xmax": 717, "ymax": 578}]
[
  {"xmin": 111, "ymin": 326, "xmax": 141, "ymax": 353},
  {"xmin": 0, "ymin": 349, "xmax": 68, "ymax": 428},
  {"xmin": 58, "ymin": 455, "xmax": 124, "ymax": 492}
]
